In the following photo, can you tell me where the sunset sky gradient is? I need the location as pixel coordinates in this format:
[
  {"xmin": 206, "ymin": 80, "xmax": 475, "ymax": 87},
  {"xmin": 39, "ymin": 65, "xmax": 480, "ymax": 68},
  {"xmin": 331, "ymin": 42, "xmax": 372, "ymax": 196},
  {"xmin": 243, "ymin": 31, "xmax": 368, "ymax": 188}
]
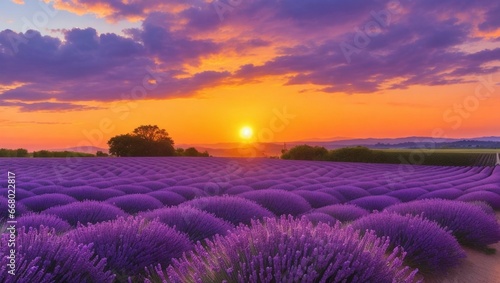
[{"xmin": 0, "ymin": 0, "xmax": 499, "ymax": 150}]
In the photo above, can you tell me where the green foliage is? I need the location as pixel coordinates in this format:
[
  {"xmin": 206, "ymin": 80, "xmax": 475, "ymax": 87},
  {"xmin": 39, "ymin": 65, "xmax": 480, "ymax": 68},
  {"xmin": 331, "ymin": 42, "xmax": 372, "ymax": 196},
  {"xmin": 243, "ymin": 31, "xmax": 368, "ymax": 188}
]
[
  {"xmin": 282, "ymin": 145, "xmax": 488, "ymax": 166},
  {"xmin": 328, "ymin": 146, "xmax": 385, "ymax": 163},
  {"xmin": 183, "ymin": 147, "xmax": 209, "ymax": 157},
  {"xmin": 176, "ymin": 147, "xmax": 209, "ymax": 157},
  {"xmin": 33, "ymin": 150, "xmax": 94, "ymax": 158},
  {"xmin": 281, "ymin": 145, "xmax": 329, "ymax": 161},
  {"xmin": 0, "ymin": 148, "xmax": 29, "ymax": 157},
  {"xmin": 108, "ymin": 125, "xmax": 176, "ymax": 157},
  {"xmin": 96, "ymin": 151, "xmax": 109, "ymax": 157}
]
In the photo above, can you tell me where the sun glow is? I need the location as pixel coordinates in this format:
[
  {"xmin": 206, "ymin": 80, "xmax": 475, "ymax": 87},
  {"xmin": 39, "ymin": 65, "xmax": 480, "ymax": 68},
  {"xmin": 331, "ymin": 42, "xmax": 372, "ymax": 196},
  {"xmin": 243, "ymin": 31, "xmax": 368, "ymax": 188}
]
[{"xmin": 239, "ymin": 126, "xmax": 254, "ymax": 140}]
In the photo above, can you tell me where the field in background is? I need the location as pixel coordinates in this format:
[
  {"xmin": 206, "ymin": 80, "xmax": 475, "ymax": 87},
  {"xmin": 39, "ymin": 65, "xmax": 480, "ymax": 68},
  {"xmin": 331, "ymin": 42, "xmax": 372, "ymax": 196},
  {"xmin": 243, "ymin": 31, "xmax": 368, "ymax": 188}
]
[{"xmin": 1, "ymin": 157, "xmax": 499, "ymax": 282}]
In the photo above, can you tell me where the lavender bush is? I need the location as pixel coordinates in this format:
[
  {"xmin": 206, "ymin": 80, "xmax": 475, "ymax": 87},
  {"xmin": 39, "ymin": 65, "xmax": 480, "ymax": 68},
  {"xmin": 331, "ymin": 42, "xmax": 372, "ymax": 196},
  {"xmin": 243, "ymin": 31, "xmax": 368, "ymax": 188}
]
[
  {"xmin": 105, "ymin": 194, "xmax": 164, "ymax": 214},
  {"xmin": 146, "ymin": 191, "xmax": 186, "ymax": 206},
  {"xmin": 182, "ymin": 196, "xmax": 274, "ymax": 225},
  {"xmin": 43, "ymin": 200, "xmax": 128, "ymax": 226},
  {"xmin": 315, "ymin": 204, "xmax": 369, "ymax": 222},
  {"xmin": 239, "ymin": 189, "xmax": 312, "ymax": 216},
  {"xmin": 63, "ymin": 186, "xmax": 125, "ymax": 201},
  {"xmin": 349, "ymin": 196, "xmax": 401, "ymax": 211},
  {"xmin": 20, "ymin": 194, "xmax": 77, "ymax": 212},
  {"xmin": 139, "ymin": 206, "xmax": 233, "ymax": 242},
  {"xmin": 301, "ymin": 212, "xmax": 338, "ymax": 225},
  {"xmin": 292, "ymin": 190, "xmax": 340, "ymax": 208},
  {"xmin": 16, "ymin": 213, "xmax": 71, "ymax": 233},
  {"xmin": 457, "ymin": 191, "xmax": 500, "ymax": 210},
  {"xmin": 0, "ymin": 226, "xmax": 114, "ymax": 283},
  {"xmin": 149, "ymin": 216, "xmax": 418, "ymax": 283},
  {"xmin": 67, "ymin": 217, "xmax": 192, "ymax": 280},
  {"xmin": 387, "ymin": 188, "xmax": 428, "ymax": 202},
  {"xmin": 351, "ymin": 213, "xmax": 466, "ymax": 275},
  {"xmin": 385, "ymin": 199, "xmax": 500, "ymax": 248}
]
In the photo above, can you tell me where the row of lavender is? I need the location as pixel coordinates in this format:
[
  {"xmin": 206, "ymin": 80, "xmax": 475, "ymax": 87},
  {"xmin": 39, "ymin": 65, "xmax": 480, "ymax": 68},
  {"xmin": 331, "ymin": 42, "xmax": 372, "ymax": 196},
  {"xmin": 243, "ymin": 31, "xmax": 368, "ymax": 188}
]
[
  {"xmin": 1, "ymin": 158, "xmax": 500, "ymax": 282},
  {"xmin": 2, "ymin": 158, "xmax": 500, "ymax": 216}
]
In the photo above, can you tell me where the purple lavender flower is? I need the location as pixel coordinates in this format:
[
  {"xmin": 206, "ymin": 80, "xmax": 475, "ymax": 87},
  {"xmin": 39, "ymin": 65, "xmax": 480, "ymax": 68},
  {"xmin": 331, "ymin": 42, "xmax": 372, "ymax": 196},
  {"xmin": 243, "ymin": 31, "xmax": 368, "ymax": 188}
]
[
  {"xmin": 109, "ymin": 184, "xmax": 152, "ymax": 194},
  {"xmin": 67, "ymin": 217, "xmax": 192, "ymax": 280},
  {"xmin": 239, "ymin": 189, "xmax": 312, "ymax": 216},
  {"xmin": 328, "ymin": 185, "xmax": 371, "ymax": 201},
  {"xmin": 387, "ymin": 188, "xmax": 428, "ymax": 202},
  {"xmin": 292, "ymin": 190, "xmax": 341, "ymax": 208},
  {"xmin": 164, "ymin": 186, "xmax": 208, "ymax": 200},
  {"xmin": 16, "ymin": 213, "xmax": 71, "ymax": 233},
  {"xmin": 417, "ymin": 188, "xmax": 463, "ymax": 200},
  {"xmin": 457, "ymin": 191, "xmax": 500, "ymax": 210},
  {"xmin": 314, "ymin": 204, "xmax": 369, "ymax": 222},
  {"xmin": 301, "ymin": 212, "xmax": 338, "ymax": 225},
  {"xmin": 30, "ymin": 185, "xmax": 65, "ymax": 195},
  {"xmin": 150, "ymin": 216, "xmax": 418, "ymax": 283},
  {"xmin": 63, "ymin": 186, "xmax": 126, "ymax": 201},
  {"xmin": 105, "ymin": 194, "xmax": 164, "ymax": 214},
  {"xmin": 351, "ymin": 213, "xmax": 466, "ymax": 275},
  {"xmin": 43, "ymin": 200, "xmax": 128, "ymax": 226},
  {"xmin": 181, "ymin": 196, "xmax": 274, "ymax": 225},
  {"xmin": 385, "ymin": 199, "xmax": 500, "ymax": 248},
  {"xmin": 0, "ymin": 226, "xmax": 114, "ymax": 283},
  {"xmin": 139, "ymin": 206, "xmax": 233, "ymax": 242},
  {"xmin": 19, "ymin": 194, "xmax": 77, "ymax": 212},
  {"xmin": 349, "ymin": 195, "xmax": 401, "ymax": 211},
  {"xmin": 146, "ymin": 191, "xmax": 186, "ymax": 206}
]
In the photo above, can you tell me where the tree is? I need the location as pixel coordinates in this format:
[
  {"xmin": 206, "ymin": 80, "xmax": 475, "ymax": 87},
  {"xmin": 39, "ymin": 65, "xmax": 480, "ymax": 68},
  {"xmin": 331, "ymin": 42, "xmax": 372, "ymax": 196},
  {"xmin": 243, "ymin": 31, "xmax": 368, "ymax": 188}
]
[
  {"xmin": 96, "ymin": 151, "xmax": 109, "ymax": 157},
  {"xmin": 107, "ymin": 126, "xmax": 176, "ymax": 157},
  {"xmin": 133, "ymin": 125, "xmax": 172, "ymax": 143},
  {"xmin": 183, "ymin": 147, "xmax": 209, "ymax": 157},
  {"xmin": 281, "ymin": 145, "xmax": 328, "ymax": 161}
]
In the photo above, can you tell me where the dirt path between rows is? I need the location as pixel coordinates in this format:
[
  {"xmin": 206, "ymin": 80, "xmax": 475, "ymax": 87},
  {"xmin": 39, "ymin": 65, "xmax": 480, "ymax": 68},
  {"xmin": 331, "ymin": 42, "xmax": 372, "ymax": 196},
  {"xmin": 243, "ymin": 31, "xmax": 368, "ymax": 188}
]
[{"xmin": 426, "ymin": 213, "xmax": 500, "ymax": 283}]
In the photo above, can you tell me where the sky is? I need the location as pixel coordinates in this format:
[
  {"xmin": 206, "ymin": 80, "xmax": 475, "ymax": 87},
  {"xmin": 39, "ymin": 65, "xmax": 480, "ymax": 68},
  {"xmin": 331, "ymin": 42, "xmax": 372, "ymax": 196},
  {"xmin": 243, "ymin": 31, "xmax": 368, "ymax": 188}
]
[{"xmin": 0, "ymin": 0, "xmax": 499, "ymax": 151}]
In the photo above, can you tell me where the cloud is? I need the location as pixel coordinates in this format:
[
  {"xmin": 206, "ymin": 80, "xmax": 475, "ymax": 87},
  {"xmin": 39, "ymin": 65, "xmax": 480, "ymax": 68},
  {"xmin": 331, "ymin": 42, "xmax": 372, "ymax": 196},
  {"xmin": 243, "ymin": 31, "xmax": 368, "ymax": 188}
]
[
  {"xmin": 0, "ymin": 101, "xmax": 102, "ymax": 112},
  {"xmin": 0, "ymin": 120, "xmax": 71, "ymax": 125},
  {"xmin": 2, "ymin": 0, "xmax": 500, "ymax": 111},
  {"xmin": 0, "ymin": 21, "xmax": 226, "ymax": 111}
]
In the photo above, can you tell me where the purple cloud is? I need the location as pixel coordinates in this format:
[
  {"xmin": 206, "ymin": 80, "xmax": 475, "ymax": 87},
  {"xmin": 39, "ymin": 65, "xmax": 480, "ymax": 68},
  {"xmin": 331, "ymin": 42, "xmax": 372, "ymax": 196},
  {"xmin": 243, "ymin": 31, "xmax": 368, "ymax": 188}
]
[{"xmin": 1, "ymin": 0, "xmax": 499, "ymax": 111}]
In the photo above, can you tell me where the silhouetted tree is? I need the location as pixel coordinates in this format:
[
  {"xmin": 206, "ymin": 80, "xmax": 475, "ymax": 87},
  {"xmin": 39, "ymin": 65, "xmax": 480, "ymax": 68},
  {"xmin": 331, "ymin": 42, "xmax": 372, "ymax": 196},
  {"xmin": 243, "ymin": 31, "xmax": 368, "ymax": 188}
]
[{"xmin": 108, "ymin": 125, "xmax": 175, "ymax": 157}]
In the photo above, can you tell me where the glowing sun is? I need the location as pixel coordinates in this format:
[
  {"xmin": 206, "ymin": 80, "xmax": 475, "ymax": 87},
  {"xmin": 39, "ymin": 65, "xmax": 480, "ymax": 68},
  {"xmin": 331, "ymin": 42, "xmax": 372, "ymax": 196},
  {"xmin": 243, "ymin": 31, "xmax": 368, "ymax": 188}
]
[{"xmin": 239, "ymin": 126, "xmax": 254, "ymax": 140}]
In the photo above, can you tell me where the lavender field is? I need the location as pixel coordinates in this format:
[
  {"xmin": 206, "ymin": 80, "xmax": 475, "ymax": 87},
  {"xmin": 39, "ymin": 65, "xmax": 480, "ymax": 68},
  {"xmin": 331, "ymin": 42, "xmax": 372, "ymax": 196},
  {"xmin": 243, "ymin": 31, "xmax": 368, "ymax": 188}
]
[{"xmin": 1, "ymin": 157, "xmax": 500, "ymax": 282}]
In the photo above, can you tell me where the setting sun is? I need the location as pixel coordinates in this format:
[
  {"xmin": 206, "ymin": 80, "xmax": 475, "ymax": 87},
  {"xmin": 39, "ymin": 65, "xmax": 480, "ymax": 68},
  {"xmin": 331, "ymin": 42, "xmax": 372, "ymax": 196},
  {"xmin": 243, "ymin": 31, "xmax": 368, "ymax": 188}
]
[{"xmin": 239, "ymin": 126, "xmax": 254, "ymax": 140}]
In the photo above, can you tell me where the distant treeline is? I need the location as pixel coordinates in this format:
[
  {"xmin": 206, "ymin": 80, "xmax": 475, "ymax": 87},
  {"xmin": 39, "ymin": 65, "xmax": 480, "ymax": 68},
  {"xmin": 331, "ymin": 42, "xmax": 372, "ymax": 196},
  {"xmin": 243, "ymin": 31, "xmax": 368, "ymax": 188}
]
[
  {"xmin": 0, "ymin": 148, "xmax": 29, "ymax": 157},
  {"xmin": 0, "ymin": 148, "xmax": 209, "ymax": 158},
  {"xmin": 281, "ymin": 145, "xmax": 496, "ymax": 166},
  {"xmin": 33, "ymin": 150, "xmax": 95, "ymax": 158}
]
